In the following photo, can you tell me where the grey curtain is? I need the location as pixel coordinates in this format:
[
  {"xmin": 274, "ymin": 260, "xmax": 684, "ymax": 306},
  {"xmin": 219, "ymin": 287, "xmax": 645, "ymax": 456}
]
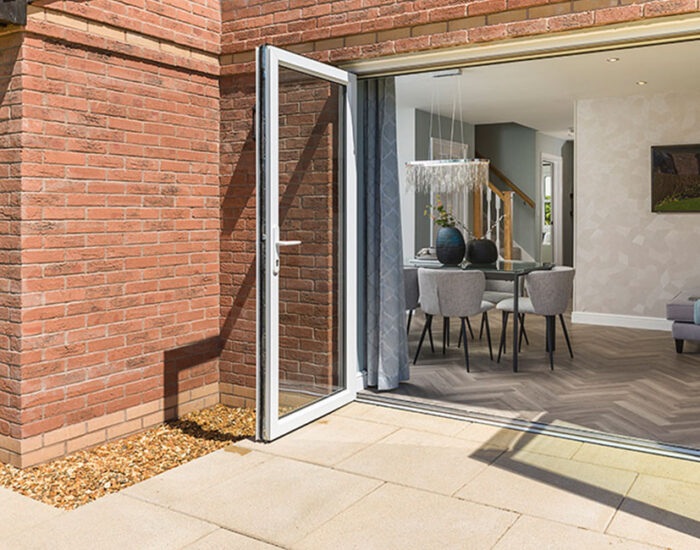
[{"xmin": 364, "ymin": 78, "xmax": 410, "ymax": 390}]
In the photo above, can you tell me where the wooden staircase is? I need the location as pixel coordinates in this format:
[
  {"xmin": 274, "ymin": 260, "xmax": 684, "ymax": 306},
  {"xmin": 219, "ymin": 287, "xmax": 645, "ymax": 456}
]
[{"xmin": 472, "ymin": 151, "xmax": 535, "ymax": 261}]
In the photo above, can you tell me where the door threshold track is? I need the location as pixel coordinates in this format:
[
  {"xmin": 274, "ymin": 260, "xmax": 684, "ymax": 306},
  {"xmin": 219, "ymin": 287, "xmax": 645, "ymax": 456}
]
[{"xmin": 357, "ymin": 392, "xmax": 700, "ymax": 463}]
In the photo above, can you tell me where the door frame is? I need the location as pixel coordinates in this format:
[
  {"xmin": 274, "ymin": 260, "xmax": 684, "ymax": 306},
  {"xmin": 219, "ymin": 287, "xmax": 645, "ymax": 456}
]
[
  {"xmin": 255, "ymin": 45, "xmax": 358, "ymax": 441},
  {"xmin": 541, "ymin": 152, "xmax": 564, "ymax": 266}
]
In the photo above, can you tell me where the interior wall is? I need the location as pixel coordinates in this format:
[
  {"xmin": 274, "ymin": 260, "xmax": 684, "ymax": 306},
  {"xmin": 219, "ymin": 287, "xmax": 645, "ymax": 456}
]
[
  {"xmin": 475, "ymin": 123, "xmax": 537, "ymax": 259},
  {"xmin": 575, "ymin": 90, "xmax": 700, "ymax": 321}
]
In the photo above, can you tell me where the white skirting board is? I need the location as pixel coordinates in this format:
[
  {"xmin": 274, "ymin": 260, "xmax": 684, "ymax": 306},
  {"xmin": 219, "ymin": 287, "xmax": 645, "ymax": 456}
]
[{"xmin": 571, "ymin": 311, "xmax": 672, "ymax": 332}]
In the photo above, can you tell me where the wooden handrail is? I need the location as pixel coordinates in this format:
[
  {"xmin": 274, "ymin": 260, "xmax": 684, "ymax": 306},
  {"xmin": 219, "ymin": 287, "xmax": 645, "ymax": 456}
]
[
  {"xmin": 475, "ymin": 150, "xmax": 535, "ymax": 209},
  {"xmin": 487, "ymin": 181, "xmax": 506, "ymax": 202}
]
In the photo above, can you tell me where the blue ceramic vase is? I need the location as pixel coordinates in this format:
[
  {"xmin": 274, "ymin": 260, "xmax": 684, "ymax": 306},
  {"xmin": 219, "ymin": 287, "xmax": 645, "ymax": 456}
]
[{"xmin": 436, "ymin": 227, "xmax": 466, "ymax": 266}]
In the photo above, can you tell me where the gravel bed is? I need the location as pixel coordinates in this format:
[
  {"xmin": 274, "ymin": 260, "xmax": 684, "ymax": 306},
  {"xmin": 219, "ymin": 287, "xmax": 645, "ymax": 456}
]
[{"xmin": 0, "ymin": 404, "xmax": 255, "ymax": 510}]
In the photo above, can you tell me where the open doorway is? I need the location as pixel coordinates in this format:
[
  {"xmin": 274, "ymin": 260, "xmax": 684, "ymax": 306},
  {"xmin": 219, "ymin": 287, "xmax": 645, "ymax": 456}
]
[
  {"xmin": 358, "ymin": 39, "xmax": 700, "ymax": 457},
  {"xmin": 540, "ymin": 154, "xmax": 564, "ymax": 266}
]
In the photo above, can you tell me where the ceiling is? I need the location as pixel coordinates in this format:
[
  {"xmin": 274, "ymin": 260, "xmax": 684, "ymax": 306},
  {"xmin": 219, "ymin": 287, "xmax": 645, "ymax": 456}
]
[{"xmin": 395, "ymin": 40, "xmax": 700, "ymax": 140}]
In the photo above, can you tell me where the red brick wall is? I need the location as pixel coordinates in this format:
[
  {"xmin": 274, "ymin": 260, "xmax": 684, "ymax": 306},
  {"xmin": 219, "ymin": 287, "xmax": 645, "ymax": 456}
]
[
  {"xmin": 16, "ymin": 32, "xmax": 220, "ymax": 442},
  {"xmin": 0, "ymin": 34, "xmax": 23, "ymax": 447},
  {"xmin": 34, "ymin": 0, "xmax": 221, "ymax": 54},
  {"xmin": 222, "ymin": 0, "xmax": 700, "ymax": 62},
  {"xmin": 219, "ymin": 73, "xmax": 257, "ymax": 406}
]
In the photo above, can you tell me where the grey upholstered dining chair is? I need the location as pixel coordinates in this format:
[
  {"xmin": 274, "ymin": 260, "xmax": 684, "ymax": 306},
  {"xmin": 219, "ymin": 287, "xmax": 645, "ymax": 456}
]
[
  {"xmin": 404, "ymin": 267, "xmax": 420, "ymax": 336},
  {"xmin": 415, "ymin": 269, "xmax": 495, "ymax": 371},
  {"xmin": 476, "ymin": 279, "xmax": 529, "ymax": 345},
  {"xmin": 496, "ymin": 266, "xmax": 575, "ymax": 370}
]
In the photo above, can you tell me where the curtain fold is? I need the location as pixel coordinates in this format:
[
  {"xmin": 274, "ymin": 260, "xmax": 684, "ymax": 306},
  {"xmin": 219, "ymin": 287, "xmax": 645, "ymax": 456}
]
[{"xmin": 364, "ymin": 77, "xmax": 410, "ymax": 390}]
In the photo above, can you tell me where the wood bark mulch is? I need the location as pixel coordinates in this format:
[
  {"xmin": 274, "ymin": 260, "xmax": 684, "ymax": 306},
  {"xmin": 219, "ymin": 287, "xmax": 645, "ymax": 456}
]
[{"xmin": 0, "ymin": 404, "xmax": 255, "ymax": 510}]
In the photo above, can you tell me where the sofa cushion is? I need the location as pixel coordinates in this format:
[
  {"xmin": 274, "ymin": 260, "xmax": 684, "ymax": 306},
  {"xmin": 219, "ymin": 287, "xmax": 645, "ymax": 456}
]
[
  {"xmin": 672, "ymin": 321, "xmax": 700, "ymax": 340},
  {"xmin": 666, "ymin": 289, "xmax": 700, "ymax": 323}
]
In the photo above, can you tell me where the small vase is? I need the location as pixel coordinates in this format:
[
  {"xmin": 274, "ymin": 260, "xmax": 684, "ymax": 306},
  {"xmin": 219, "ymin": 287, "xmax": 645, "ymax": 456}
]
[
  {"xmin": 466, "ymin": 238, "xmax": 498, "ymax": 265},
  {"xmin": 436, "ymin": 227, "xmax": 466, "ymax": 266}
]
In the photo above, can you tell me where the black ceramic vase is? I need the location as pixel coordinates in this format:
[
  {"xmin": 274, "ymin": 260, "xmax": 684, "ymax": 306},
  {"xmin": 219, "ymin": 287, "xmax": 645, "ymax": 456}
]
[
  {"xmin": 436, "ymin": 227, "xmax": 466, "ymax": 266},
  {"xmin": 466, "ymin": 238, "xmax": 498, "ymax": 265}
]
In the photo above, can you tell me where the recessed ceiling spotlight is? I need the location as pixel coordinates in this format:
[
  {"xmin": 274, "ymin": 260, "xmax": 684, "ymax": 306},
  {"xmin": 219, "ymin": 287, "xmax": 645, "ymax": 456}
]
[
  {"xmin": 636, "ymin": 80, "xmax": 648, "ymax": 86},
  {"xmin": 606, "ymin": 57, "xmax": 620, "ymax": 63}
]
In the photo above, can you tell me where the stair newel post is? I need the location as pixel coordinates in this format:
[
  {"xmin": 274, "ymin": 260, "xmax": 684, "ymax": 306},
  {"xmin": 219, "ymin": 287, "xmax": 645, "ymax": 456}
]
[
  {"xmin": 503, "ymin": 191, "xmax": 513, "ymax": 261},
  {"xmin": 472, "ymin": 185, "xmax": 483, "ymax": 239}
]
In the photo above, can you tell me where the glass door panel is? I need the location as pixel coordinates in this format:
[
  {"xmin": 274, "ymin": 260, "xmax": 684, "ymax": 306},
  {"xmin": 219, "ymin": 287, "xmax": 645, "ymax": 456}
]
[{"xmin": 256, "ymin": 46, "xmax": 357, "ymax": 441}]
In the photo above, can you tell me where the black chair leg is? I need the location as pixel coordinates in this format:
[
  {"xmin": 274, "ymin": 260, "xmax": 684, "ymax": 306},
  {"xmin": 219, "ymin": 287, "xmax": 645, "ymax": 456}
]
[
  {"xmin": 547, "ymin": 315, "xmax": 554, "ymax": 370},
  {"xmin": 458, "ymin": 322, "xmax": 462, "ymax": 348},
  {"xmin": 518, "ymin": 314, "xmax": 525, "ymax": 352},
  {"xmin": 406, "ymin": 310, "xmax": 413, "ymax": 335},
  {"xmin": 520, "ymin": 314, "xmax": 529, "ymax": 345},
  {"xmin": 428, "ymin": 319, "xmax": 435, "ymax": 352},
  {"xmin": 675, "ymin": 339, "xmax": 684, "ymax": 354},
  {"xmin": 559, "ymin": 314, "xmax": 573, "ymax": 358},
  {"xmin": 460, "ymin": 317, "xmax": 470, "ymax": 372},
  {"xmin": 497, "ymin": 311, "xmax": 509, "ymax": 363},
  {"xmin": 484, "ymin": 312, "xmax": 493, "ymax": 361},
  {"xmin": 466, "ymin": 317, "xmax": 474, "ymax": 340},
  {"xmin": 479, "ymin": 314, "xmax": 485, "ymax": 340},
  {"xmin": 442, "ymin": 317, "xmax": 448, "ymax": 355},
  {"xmin": 414, "ymin": 314, "xmax": 432, "ymax": 364}
]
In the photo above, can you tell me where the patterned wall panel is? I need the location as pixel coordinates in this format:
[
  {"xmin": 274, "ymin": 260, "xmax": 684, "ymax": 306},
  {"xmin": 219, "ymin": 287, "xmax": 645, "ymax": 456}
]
[{"xmin": 575, "ymin": 91, "xmax": 700, "ymax": 319}]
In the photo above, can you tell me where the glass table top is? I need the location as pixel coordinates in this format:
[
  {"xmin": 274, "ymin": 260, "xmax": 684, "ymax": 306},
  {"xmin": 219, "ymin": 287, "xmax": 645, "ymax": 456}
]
[{"xmin": 407, "ymin": 257, "xmax": 552, "ymax": 274}]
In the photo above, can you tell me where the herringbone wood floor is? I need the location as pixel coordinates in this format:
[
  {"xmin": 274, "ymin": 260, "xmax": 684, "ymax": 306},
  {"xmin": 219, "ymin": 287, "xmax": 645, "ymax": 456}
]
[{"xmin": 372, "ymin": 312, "xmax": 700, "ymax": 449}]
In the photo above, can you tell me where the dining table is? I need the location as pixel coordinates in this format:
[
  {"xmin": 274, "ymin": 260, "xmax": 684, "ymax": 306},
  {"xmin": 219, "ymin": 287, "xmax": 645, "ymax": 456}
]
[{"xmin": 407, "ymin": 257, "xmax": 553, "ymax": 372}]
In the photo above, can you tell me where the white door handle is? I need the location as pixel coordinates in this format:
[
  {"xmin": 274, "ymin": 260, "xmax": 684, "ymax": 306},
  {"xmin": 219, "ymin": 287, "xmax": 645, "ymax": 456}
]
[
  {"xmin": 277, "ymin": 240, "xmax": 302, "ymax": 248},
  {"xmin": 272, "ymin": 226, "xmax": 301, "ymax": 276}
]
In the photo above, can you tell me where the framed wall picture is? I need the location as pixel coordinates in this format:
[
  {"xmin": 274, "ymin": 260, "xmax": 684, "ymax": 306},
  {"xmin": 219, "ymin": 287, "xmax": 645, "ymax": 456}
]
[{"xmin": 651, "ymin": 144, "xmax": 700, "ymax": 212}]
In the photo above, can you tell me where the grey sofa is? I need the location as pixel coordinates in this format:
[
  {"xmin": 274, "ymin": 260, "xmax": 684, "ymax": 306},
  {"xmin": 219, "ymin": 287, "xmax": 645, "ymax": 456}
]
[{"xmin": 666, "ymin": 289, "xmax": 700, "ymax": 353}]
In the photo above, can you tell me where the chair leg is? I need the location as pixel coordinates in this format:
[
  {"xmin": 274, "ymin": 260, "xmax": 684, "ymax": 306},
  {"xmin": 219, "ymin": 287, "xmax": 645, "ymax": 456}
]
[
  {"xmin": 428, "ymin": 319, "xmax": 435, "ymax": 353},
  {"xmin": 446, "ymin": 317, "xmax": 450, "ymax": 347},
  {"xmin": 460, "ymin": 317, "xmax": 470, "ymax": 372},
  {"xmin": 442, "ymin": 317, "xmax": 448, "ymax": 355},
  {"xmin": 520, "ymin": 314, "xmax": 529, "ymax": 345},
  {"xmin": 497, "ymin": 311, "xmax": 509, "ymax": 363},
  {"xmin": 559, "ymin": 314, "xmax": 573, "ymax": 358},
  {"xmin": 547, "ymin": 316, "xmax": 554, "ymax": 371},
  {"xmin": 414, "ymin": 314, "xmax": 432, "ymax": 365},
  {"xmin": 406, "ymin": 310, "xmax": 413, "ymax": 335},
  {"xmin": 675, "ymin": 339, "xmax": 684, "ymax": 354},
  {"xmin": 479, "ymin": 314, "xmax": 485, "ymax": 340},
  {"xmin": 518, "ymin": 314, "xmax": 525, "ymax": 352},
  {"xmin": 466, "ymin": 317, "xmax": 475, "ymax": 340},
  {"xmin": 458, "ymin": 322, "xmax": 462, "ymax": 348},
  {"xmin": 484, "ymin": 312, "xmax": 493, "ymax": 361}
]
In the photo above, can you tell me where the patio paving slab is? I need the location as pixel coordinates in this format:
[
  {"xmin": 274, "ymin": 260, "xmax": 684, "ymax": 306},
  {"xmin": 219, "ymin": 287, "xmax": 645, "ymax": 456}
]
[
  {"xmin": 171, "ymin": 455, "xmax": 382, "ymax": 547},
  {"xmin": 607, "ymin": 474, "xmax": 700, "ymax": 550},
  {"xmin": 236, "ymin": 414, "xmax": 397, "ymax": 466},
  {"xmin": 455, "ymin": 449, "xmax": 638, "ymax": 531},
  {"xmin": 455, "ymin": 423, "xmax": 583, "ymax": 458},
  {"xmin": 182, "ymin": 529, "xmax": 281, "ymax": 549},
  {"xmin": 492, "ymin": 515, "xmax": 658, "ymax": 550},
  {"xmin": 0, "ymin": 486, "xmax": 64, "ymax": 539},
  {"xmin": 335, "ymin": 402, "xmax": 470, "ymax": 436},
  {"xmin": 336, "ymin": 427, "xmax": 502, "ymax": 495},
  {"xmin": 572, "ymin": 443, "xmax": 700, "ymax": 485},
  {"xmin": 293, "ymin": 483, "xmax": 518, "ymax": 550},
  {"xmin": 123, "ymin": 447, "xmax": 269, "ymax": 507},
  {"xmin": 0, "ymin": 493, "xmax": 216, "ymax": 550}
]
